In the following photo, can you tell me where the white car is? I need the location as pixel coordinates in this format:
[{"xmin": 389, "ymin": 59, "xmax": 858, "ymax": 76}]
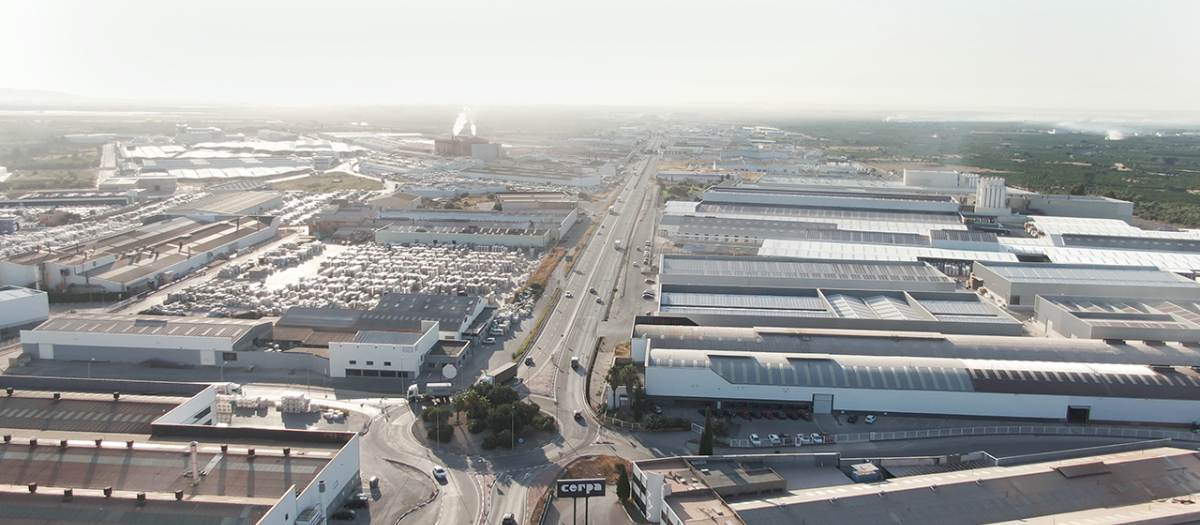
[
  {"xmin": 432, "ymin": 466, "xmax": 447, "ymax": 481},
  {"xmin": 864, "ymin": 415, "xmax": 877, "ymax": 424},
  {"xmin": 810, "ymin": 432, "xmax": 823, "ymax": 443},
  {"xmin": 483, "ymin": 337, "xmax": 496, "ymax": 344},
  {"xmin": 768, "ymin": 433, "xmax": 782, "ymax": 446},
  {"xmin": 797, "ymin": 433, "xmax": 811, "ymax": 445},
  {"xmin": 565, "ymin": 291, "xmax": 573, "ymax": 298},
  {"xmin": 749, "ymin": 434, "xmax": 762, "ymax": 446}
]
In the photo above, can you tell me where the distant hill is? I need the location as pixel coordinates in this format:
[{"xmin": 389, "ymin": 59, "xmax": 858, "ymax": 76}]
[{"xmin": 0, "ymin": 87, "xmax": 91, "ymax": 104}]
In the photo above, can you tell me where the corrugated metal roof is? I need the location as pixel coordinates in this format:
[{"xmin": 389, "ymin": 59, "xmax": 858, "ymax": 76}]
[
  {"xmin": 352, "ymin": 330, "xmax": 424, "ymax": 345},
  {"xmin": 662, "ymin": 255, "xmax": 953, "ymax": 283},
  {"xmin": 634, "ymin": 324, "xmax": 1200, "ymax": 366},
  {"xmin": 979, "ymin": 262, "xmax": 1198, "ymax": 286},
  {"xmin": 661, "ymin": 292, "xmax": 825, "ymax": 311},
  {"xmin": 760, "ymin": 239, "xmax": 1020, "ymax": 263},
  {"xmin": 34, "ymin": 313, "xmax": 266, "ymax": 341}
]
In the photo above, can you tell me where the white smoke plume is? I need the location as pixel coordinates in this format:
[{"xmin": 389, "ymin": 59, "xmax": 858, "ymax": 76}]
[{"xmin": 452, "ymin": 107, "xmax": 477, "ymax": 137}]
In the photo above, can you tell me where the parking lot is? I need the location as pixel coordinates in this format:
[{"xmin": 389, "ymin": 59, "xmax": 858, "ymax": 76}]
[{"xmin": 660, "ymin": 400, "xmax": 1107, "ymax": 448}]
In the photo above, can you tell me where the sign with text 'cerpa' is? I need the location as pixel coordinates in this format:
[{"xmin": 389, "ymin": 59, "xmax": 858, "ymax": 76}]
[{"xmin": 556, "ymin": 478, "xmax": 606, "ymax": 498}]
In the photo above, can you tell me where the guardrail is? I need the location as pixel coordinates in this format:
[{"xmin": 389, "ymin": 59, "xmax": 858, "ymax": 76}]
[
  {"xmin": 603, "ymin": 415, "xmax": 642, "ymax": 430},
  {"xmin": 721, "ymin": 425, "xmax": 1200, "ymax": 448}
]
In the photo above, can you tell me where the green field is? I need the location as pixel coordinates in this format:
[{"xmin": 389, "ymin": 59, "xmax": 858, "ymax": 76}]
[
  {"xmin": 271, "ymin": 172, "xmax": 383, "ymax": 192},
  {"xmin": 1, "ymin": 169, "xmax": 95, "ymax": 191},
  {"xmin": 775, "ymin": 121, "xmax": 1200, "ymax": 227}
]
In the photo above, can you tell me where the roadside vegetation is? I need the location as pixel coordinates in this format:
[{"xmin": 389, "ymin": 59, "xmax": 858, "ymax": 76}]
[{"xmin": 439, "ymin": 382, "xmax": 556, "ymax": 450}]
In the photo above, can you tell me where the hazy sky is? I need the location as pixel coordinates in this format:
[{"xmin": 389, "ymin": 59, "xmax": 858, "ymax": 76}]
[{"xmin": 3, "ymin": 0, "xmax": 1199, "ymax": 114}]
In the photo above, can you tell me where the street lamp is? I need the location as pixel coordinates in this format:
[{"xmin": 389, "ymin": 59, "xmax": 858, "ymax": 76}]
[
  {"xmin": 88, "ymin": 358, "xmax": 95, "ymax": 379},
  {"xmin": 220, "ymin": 361, "xmax": 228, "ymax": 383}
]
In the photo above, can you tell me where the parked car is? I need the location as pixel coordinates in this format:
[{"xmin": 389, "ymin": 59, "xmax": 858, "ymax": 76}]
[
  {"xmin": 810, "ymin": 432, "xmax": 823, "ymax": 443},
  {"xmin": 768, "ymin": 434, "xmax": 782, "ymax": 446},
  {"xmin": 786, "ymin": 411, "xmax": 800, "ymax": 420},
  {"xmin": 738, "ymin": 411, "xmax": 752, "ymax": 420},
  {"xmin": 762, "ymin": 411, "xmax": 775, "ymax": 420},
  {"xmin": 343, "ymin": 494, "xmax": 369, "ymax": 509},
  {"xmin": 330, "ymin": 509, "xmax": 356, "ymax": 520},
  {"xmin": 797, "ymin": 433, "xmax": 811, "ymax": 445},
  {"xmin": 749, "ymin": 434, "xmax": 762, "ymax": 446},
  {"xmin": 865, "ymin": 415, "xmax": 877, "ymax": 424},
  {"xmin": 847, "ymin": 414, "xmax": 859, "ymax": 424},
  {"xmin": 798, "ymin": 410, "xmax": 813, "ymax": 421},
  {"xmin": 751, "ymin": 412, "xmax": 763, "ymax": 419},
  {"xmin": 773, "ymin": 411, "xmax": 787, "ymax": 420},
  {"xmin": 483, "ymin": 337, "xmax": 496, "ymax": 345}
]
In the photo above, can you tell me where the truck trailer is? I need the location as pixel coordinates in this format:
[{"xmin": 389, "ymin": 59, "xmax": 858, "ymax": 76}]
[
  {"xmin": 479, "ymin": 362, "xmax": 519, "ymax": 385},
  {"xmin": 407, "ymin": 382, "xmax": 455, "ymax": 400}
]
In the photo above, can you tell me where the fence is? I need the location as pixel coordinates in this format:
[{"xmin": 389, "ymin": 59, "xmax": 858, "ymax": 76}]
[
  {"xmin": 721, "ymin": 425, "xmax": 1200, "ymax": 449},
  {"xmin": 603, "ymin": 415, "xmax": 642, "ymax": 430}
]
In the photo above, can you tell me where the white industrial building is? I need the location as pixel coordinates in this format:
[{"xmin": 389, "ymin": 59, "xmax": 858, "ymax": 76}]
[
  {"xmin": 1036, "ymin": 295, "xmax": 1200, "ymax": 343},
  {"xmin": 0, "ymin": 216, "xmax": 280, "ymax": 293},
  {"xmin": 970, "ymin": 261, "xmax": 1200, "ymax": 308},
  {"xmin": 702, "ymin": 186, "xmax": 962, "ymax": 214},
  {"xmin": 642, "ymin": 346, "xmax": 1200, "ymax": 424},
  {"xmin": 329, "ymin": 322, "xmax": 439, "ymax": 379},
  {"xmin": 659, "ymin": 255, "xmax": 958, "ymax": 292},
  {"xmin": 20, "ymin": 313, "xmax": 272, "ymax": 366},
  {"xmin": 0, "ymin": 285, "xmax": 48, "ymax": 339}
]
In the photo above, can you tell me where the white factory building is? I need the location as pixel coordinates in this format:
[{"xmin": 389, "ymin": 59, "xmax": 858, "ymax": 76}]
[
  {"xmin": 21, "ymin": 314, "xmax": 272, "ymax": 366},
  {"xmin": 633, "ymin": 323, "xmax": 1200, "ymax": 425},
  {"xmin": 969, "ymin": 261, "xmax": 1200, "ymax": 309},
  {"xmin": 0, "ymin": 285, "xmax": 49, "ymax": 339},
  {"xmin": 0, "ymin": 216, "xmax": 280, "ymax": 293}
]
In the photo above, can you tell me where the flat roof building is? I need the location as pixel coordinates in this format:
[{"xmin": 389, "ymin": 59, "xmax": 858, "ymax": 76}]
[
  {"xmin": 0, "ymin": 380, "xmax": 361, "ymax": 525},
  {"xmin": 660, "ymin": 255, "xmax": 957, "ymax": 292},
  {"xmin": 1036, "ymin": 295, "xmax": 1200, "ymax": 343},
  {"xmin": 0, "ymin": 285, "xmax": 48, "ymax": 338},
  {"xmin": 970, "ymin": 261, "xmax": 1200, "ymax": 308}
]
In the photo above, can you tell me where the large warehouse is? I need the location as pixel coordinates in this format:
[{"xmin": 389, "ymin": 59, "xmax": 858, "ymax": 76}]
[
  {"xmin": 654, "ymin": 286, "xmax": 1023, "ymax": 336},
  {"xmin": 21, "ymin": 313, "xmax": 272, "ymax": 366},
  {"xmin": 0, "ymin": 215, "xmax": 279, "ymax": 293},
  {"xmin": 633, "ymin": 323, "xmax": 1200, "ymax": 424},
  {"xmin": 644, "ymin": 347, "xmax": 1200, "ymax": 424},
  {"xmin": 0, "ymin": 285, "xmax": 48, "ymax": 339},
  {"xmin": 970, "ymin": 261, "xmax": 1200, "ymax": 308},
  {"xmin": 659, "ymin": 255, "xmax": 958, "ymax": 292}
]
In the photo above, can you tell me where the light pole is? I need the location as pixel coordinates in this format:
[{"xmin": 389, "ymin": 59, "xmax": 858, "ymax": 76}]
[
  {"xmin": 511, "ymin": 408, "xmax": 515, "ymax": 450},
  {"xmin": 220, "ymin": 361, "xmax": 227, "ymax": 383},
  {"xmin": 88, "ymin": 358, "xmax": 95, "ymax": 379}
]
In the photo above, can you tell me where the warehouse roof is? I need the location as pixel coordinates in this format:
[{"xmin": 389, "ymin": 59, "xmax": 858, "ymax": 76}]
[
  {"xmin": 646, "ymin": 348, "xmax": 1200, "ymax": 400},
  {"xmin": 731, "ymin": 447, "xmax": 1200, "ymax": 525},
  {"xmin": 0, "ymin": 285, "xmax": 44, "ymax": 301},
  {"xmin": 32, "ymin": 313, "xmax": 269, "ymax": 341},
  {"xmin": 351, "ymin": 330, "xmax": 424, "ymax": 345},
  {"xmin": 760, "ymin": 239, "xmax": 1020, "ymax": 263},
  {"xmin": 1040, "ymin": 296, "xmax": 1200, "ymax": 327},
  {"xmin": 0, "ymin": 492, "xmax": 272, "ymax": 525},
  {"xmin": 0, "ymin": 390, "xmax": 186, "ymax": 434},
  {"xmin": 698, "ymin": 203, "xmax": 963, "ymax": 224},
  {"xmin": 634, "ymin": 324, "xmax": 1200, "ymax": 366},
  {"xmin": 975, "ymin": 262, "xmax": 1199, "ymax": 287},
  {"xmin": 661, "ymin": 255, "xmax": 954, "ymax": 284},
  {"xmin": 166, "ymin": 191, "xmax": 281, "ymax": 215}
]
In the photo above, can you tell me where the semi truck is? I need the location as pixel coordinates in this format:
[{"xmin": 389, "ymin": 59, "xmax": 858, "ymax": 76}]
[
  {"xmin": 479, "ymin": 362, "xmax": 519, "ymax": 385},
  {"xmin": 407, "ymin": 382, "xmax": 455, "ymax": 400}
]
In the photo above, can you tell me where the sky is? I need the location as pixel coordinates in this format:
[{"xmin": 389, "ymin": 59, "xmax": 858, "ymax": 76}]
[{"xmin": 3, "ymin": 0, "xmax": 1199, "ymax": 115}]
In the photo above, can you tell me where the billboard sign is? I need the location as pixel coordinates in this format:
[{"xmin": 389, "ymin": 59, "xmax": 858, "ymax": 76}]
[{"xmin": 556, "ymin": 478, "xmax": 606, "ymax": 498}]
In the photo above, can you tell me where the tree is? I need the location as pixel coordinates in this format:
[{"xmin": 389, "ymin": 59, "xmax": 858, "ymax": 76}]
[
  {"xmin": 451, "ymin": 396, "xmax": 467, "ymax": 425},
  {"xmin": 422, "ymin": 406, "xmax": 452, "ymax": 424},
  {"xmin": 616, "ymin": 464, "xmax": 630, "ymax": 501},
  {"xmin": 698, "ymin": 407, "xmax": 714, "ymax": 455},
  {"xmin": 462, "ymin": 390, "xmax": 487, "ymax": 420}
]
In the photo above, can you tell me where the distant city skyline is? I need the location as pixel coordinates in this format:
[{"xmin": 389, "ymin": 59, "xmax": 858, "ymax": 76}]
[{"xmin": 3, "ymin": 0, "xmax": 1198, "ymax": 116}]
